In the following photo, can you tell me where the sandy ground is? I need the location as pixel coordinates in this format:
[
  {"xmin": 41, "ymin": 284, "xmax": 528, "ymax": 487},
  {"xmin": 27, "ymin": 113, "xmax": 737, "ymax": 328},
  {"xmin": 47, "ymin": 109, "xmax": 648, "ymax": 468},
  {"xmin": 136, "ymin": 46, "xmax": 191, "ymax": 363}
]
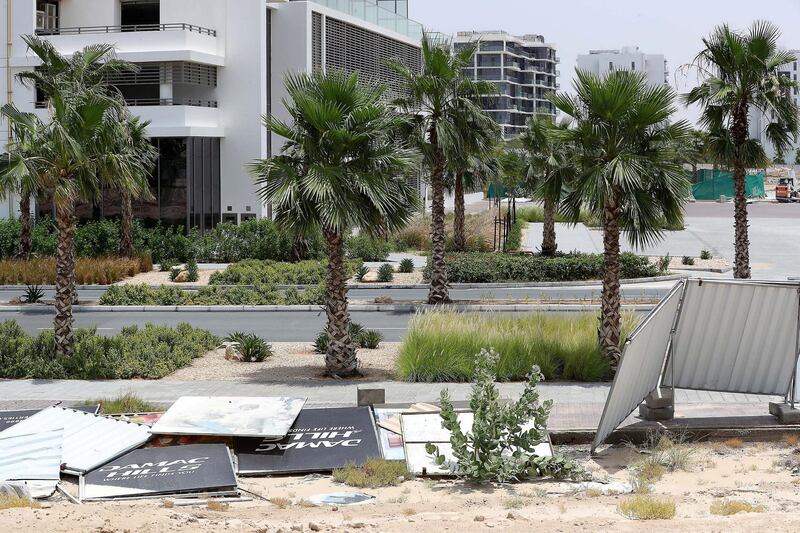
[
  {"xmin": 116, "ymin": 269, "xmax": 216, "ymax": 286},
  {"xmin": 7, "ymin": 442, "xmax": 800, "ymax": 532},
  {"xmin": 648, "ymin": 256, "xmax": 732, "ymax": 272},
  {"xmin": 357, "ymin": 271, "xmax": 425, "ymax": 285},
  {"xmin": 165, "ymin": 343, "xmax": 400, "ymax": 383}
]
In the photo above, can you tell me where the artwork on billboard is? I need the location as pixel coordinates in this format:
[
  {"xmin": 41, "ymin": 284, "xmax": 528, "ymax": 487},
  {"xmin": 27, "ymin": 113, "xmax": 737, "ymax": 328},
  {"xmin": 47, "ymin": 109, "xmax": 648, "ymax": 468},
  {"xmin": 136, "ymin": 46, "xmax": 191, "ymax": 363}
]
[
  {"xmin": 236, "ymin": 407, "xmax": 381, "ymax": 475},
  {"xmin": 150, "ymin": 397, "xmax": 306, "ymax": 438},
  {"xmin": 80, "ymin": 443, "xmax": 237, "ymax": 501}
]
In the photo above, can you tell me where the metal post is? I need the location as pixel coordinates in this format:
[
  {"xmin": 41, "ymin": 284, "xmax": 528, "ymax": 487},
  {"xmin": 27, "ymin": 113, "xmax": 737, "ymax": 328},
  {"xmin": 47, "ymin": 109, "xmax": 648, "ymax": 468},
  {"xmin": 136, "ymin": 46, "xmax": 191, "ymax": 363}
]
[
  {"xmin": 791, "ymin": 288, "xmax": 800, "ymax": 409},
  {"xmin": 659, "ymin": 279, "xmax": 689, "ymax": 401}
]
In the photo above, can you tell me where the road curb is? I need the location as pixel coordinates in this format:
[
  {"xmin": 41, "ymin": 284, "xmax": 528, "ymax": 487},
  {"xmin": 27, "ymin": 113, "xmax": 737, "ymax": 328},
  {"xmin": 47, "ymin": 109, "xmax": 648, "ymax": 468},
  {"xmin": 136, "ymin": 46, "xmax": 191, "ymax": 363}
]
[{"xmin": 0, "ymin": 303, "xmax": 657, "ymax": 314}]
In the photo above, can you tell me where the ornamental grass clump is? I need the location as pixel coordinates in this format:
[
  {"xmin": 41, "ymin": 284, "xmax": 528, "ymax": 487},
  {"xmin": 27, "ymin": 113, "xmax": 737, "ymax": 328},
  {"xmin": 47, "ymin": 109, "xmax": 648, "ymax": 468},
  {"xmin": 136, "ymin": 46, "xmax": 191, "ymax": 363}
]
[{"xmin": 425, "ymin": 348, "xmax": 587, "ymax": 483}]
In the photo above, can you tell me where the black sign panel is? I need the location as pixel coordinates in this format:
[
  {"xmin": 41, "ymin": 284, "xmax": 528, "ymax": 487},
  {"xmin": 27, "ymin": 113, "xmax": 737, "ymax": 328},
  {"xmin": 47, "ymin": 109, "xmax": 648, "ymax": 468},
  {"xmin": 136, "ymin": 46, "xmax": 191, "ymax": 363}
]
[
  {"xmin": 236, "ymin": 407, "xmax": 381, "ymax": 475},
  {"xmin": 81, "ymin": 443, "xmax": 237, "ymax": 500},
  {"xmin": 0, "ymin": 404, "xmax": 99, "ymax": 433}
]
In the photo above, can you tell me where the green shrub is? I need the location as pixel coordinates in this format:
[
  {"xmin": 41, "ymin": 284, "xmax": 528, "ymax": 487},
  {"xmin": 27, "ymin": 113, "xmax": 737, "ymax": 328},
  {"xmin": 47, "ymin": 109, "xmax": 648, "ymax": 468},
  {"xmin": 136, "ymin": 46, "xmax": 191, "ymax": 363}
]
[
  {"xmin": 700, "ymin": 250, "xmax": 712, "ymax": 260},
  {"xmin": 377, "ymin": 263, "xmax": 395, "ymax": 283},
  {"xmin": 505, "ymin": 220, "xmax": 524, "ymax": 252},
  {"xmin": 682, "ymin": 256, "xmax": 695, "ymax": 266},
  {"xmin": 159, "ymin": 258, "xmax": 177, "ymax": 272},
  {"xmin": 426, "ymin": 348, "xmax": 588, "ymax": 483},
  {"xmin": 99, "ymin": 283, "xmax": 323, "ymax": 306},
  {"xmin": 398, "ymin": 258, "xmax": 415, "ymax": 273},
  {"xmin": 332, "ymin": 459, "xmax": 411, "ymax": 488},
  {"xmin": 169, "ymin": 266, "xmax": 183, "ymax": 282},
  {"xmin": 22, "ymin": 285, "xmax": 44, "ymax": 304},
  {"xmin": 397, "ymin": 311, "xmax": 637, "ymax": 382},
  {"xmin": 423, "ymin": 252, "xmax": 658, "ymax": 283},
  {"xmin": 346, "ymin": 234, "xmax": 391, "ymax": 262},
  {"xmin": 355, "ymin": 264, "xmax": 370, "ymax": 282},
  {"xmin": 186, "ymin": 259, "xmax": 199, "ymax": 283},
  {"xmin": 0, "ymin": 321, "xmax": 218, "ymax": 379},
  {"xmin": 224, "ymin": 332, "xmax": 273, "ymax": 362},
  {"xmin": 359, "ymin": 329, "xmax": 383, "ymax": 349},
  {"xmin": 209, "ymin": 259, "xmax": 357, "ymax": 286},
  {"xmin": 657, "ymin": 254, "xmax": 671, "ymax": 274},
  {"xmin": 75, "ymin": 219, "xmax": 124, "ymax": 257},
  {"xmin": 313, "ymin": 322, "xmax": 379, "ymax": 353}
]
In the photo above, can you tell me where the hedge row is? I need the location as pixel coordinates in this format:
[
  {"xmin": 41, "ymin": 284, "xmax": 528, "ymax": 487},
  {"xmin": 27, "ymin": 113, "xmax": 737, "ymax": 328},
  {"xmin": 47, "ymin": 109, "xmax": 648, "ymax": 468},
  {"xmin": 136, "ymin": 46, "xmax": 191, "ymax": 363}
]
[
  {"xmin": 99, "ymin": 283, "xmax": 325, "ymax": 306},
  {"xmin": 424, "ymin": 252, "xmax": 658, "ymax": 283},
  {"xmin": 0, "ymin": 256, "xmax": 150, "ymax": 285},
  {"xmin": 0, "ymin": 321, "xmax": 218, "ymax": 380},
  {"xmin": 208, "ymin": 259, "xmax": 360, "ymax": 286}
]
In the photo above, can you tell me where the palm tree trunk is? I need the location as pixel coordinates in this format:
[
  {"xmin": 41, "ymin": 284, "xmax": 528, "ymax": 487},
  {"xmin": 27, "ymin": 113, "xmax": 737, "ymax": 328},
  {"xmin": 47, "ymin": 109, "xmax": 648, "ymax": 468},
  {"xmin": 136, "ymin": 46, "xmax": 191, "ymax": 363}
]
[
  {"xmin": 731, "ymin": 105, "xmax": 751, "ymax": 279},
  {"xmin": 292, "ymin": 234, "xmax": 306, "ymax": 262},
  {"xmin": 18, "ymin": 195, "xmax": 32, "ymax": 259},
  {"xmin": 54, "ymin": 200, "xmax": 77, "ymax": 359},
  {"xmin": 541, "ymin": 198, "xmax": 558, "ymax": 256},
  {"xmin": 428, "ymin": 127, "xmax": 450, "ymax": 305},
  {"xmin": 453, "ymin": 172, "xmax": 466, "ymax": 252},
  {"xmin": 119, "ymin": 191, "xmax": 134, "ymax": 257},
  {"xmin": 323, "ymin": 228, "xmax": 358, "ymax": 377},
  {"xmin": 599, "ymin": 193, "xmax": 622, "ymax": 366}
]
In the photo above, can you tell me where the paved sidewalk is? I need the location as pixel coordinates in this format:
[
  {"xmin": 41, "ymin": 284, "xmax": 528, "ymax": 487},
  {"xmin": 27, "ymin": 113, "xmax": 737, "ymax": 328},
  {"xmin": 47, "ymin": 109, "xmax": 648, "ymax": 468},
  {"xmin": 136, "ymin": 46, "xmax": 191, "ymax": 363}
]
[{"xmin": 0, "ymin": 379, "xmax": 782, "ymax": 432}]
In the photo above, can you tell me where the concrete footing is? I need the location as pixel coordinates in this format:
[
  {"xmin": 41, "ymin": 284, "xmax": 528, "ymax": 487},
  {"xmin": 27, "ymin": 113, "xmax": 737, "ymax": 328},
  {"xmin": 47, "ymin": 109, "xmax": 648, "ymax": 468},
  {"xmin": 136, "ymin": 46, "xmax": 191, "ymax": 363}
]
[
  {"xmin": 639, "ymin": 404, "xmax": 675, "ymax": 421},
  {"xmin": 769, "ymin": 402, "xmax": 800, "ymax": 424},
  {"xmin": 638, "ymin": 387, "xmax": 675, "ymax": 421},
  {"xmin": 357, "ymin": 388, "xmax": 385, "ymax": 407}
]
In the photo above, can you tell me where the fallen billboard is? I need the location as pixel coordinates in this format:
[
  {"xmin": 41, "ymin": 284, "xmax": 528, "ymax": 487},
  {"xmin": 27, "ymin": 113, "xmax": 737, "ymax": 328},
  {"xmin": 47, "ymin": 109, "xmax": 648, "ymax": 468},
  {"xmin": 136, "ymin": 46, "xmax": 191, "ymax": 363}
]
[
  {"xmin": 80, "ymin": 443, "xmax": 237, "ymax": 501},
  {"xmin": 372, "ymin": 407, "xmax": 405, "ymax": 461},
  {"xmin": 0, "ymin": 428, "xmax": 62, "ymax": 498},
  {"xmin": 0, "ymin": 404, "xmax": 99, "ymax": 433},
  {"xmin": 236, "ymin": 407, "xmax": 381, "ymax": 475},
  {"xmin": 150, "ymin": 397, "xmax": 306, "ymax": 438}
]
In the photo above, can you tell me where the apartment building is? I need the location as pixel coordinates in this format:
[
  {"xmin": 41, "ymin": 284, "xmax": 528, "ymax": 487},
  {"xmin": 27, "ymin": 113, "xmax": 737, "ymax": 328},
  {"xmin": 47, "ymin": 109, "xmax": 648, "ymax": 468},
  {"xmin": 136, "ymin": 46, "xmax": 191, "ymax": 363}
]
[
  {"xmin": 453, "ymin": 31, "xmax": 559, "ymax": 138},
  {"xmin": 0, "ymin": 0, "xmax": 422, "ymax": 227},
  {"xmin": 576, "ymin": 46, "xmax": 669, "ymax": 87},
  {"xmin": 749, "ymin": 51, "xmax": 800, "ymax": 160}
]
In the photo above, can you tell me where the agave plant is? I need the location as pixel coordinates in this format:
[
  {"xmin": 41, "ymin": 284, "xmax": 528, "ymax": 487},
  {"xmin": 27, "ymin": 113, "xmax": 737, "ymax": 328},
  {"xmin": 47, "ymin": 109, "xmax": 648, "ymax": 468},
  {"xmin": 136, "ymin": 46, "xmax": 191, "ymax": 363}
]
[{"xmin": 22, "ymin": 284, "xmax": 45, "ymax": 304}]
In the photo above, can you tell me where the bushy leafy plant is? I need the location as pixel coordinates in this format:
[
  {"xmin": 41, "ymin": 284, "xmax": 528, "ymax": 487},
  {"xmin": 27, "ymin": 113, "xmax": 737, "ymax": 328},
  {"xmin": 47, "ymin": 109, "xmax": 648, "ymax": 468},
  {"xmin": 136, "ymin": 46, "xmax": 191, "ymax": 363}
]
[
  {"xmin": 657, "ymin": 254, "xmax": 671, "ymax": 274},
  {"xmin": 209, "ymin": 259, "xmax": 359, "ymax": 286},
  {"xmin": 398, "ymin": 258, "xmax": 415, "ymax": 273},
  {"xmin": 682, "ymin": 256, "xmax": 695, "ymax": 266},
  {"xmin": 224, "ymin": 332, "xmax": 273, "ymax": 362},
  {"xmin": 186, "ymin": 259, "xmax": 199, "ymax": 283},
  {"xmin": 377, "ymin": 263, "xmax": 395, "ymax": 282},
  {"xmin": 169, "ymin": 266, "xmax": 183, "ymax": 282},
  {"xmin": 159, "ymin": 258, "xmax": 177, "ymax": 272},
  {"xmin": 346, "ymin": 234, "xmax": 391, "ymax": 262},
  {"xmin": 99, "ymin": 283, "xmax": 323, "ymax": 306},
  {"xmin": 355, "ymin": 264, "xmax": 370, "ymax": 282},
  {"xmin": 425, "ymin": 348, "xmax": 587, "ymax": 483},
  {"xmin": 359, "ymin": 329, "xmax": 383, "ymax": 349},
  {"xmin": 700, "ymin": 250, "xmax": 712, "ymax": 260}
]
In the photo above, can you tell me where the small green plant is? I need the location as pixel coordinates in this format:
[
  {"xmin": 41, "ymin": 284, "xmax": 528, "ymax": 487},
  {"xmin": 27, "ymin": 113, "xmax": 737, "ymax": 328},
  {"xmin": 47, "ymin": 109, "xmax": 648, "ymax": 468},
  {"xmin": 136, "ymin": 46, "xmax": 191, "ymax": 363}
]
[
  {"xmin": 681, "ymin": 256, "xmax": 695, "ymax": 266},
  {"xmin": 700, "ymin": 250, "xmax": 712, "ymax": 260},
  {"xmin": 360, "ymin": 329, "xmax": 383, "ymax": 349},
  {"xmin": 186, "ymin": 259, "xmax": 199, "ymax": 283},
  {"xmin": 22, "ymin": 285, "xmax": 45, "ymax": 304},
  {"xmin": 377, "ymin": 263, "xmax": 395, "ymax": 282},
  {"xmin": 425, "ymin": 348, "xmax": 588, "ymax": 483},
  {"xmin": 398, "ymin": 258, "xmax": 415, "ymax": 273},
  {"xmin": 169, "ymin": 266, "xmax": 183, "ymax": 281},
  {"xmin": 657, "ymin": 254, "xmax": 671, "ymax": 273},
  {"xmin": 224, "ymin": 332, "xmax": 273, "ymax": 362},
  {"xmin": 332, "ymin": 459, "xmax": 411, "ymax": 488},
  {"xmin": 618, "ymin": 495, "xmax": 676, "ymax": 520},
  {"xmin": 355, "ymin": 264, "xmax": 370, "ymax": 282},
  {"xmin": 85, "ymin": 392, "xmax": 160, "ymax": 414},
  {"xmin": 160, "ymin": 259, "xmax": 177, "ymax": 272}
]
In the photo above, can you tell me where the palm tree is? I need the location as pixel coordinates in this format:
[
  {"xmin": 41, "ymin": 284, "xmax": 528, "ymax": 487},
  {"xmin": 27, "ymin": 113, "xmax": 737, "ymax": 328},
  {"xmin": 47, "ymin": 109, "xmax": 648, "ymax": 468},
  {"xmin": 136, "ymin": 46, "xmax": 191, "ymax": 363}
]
[
  {"xmin": 685, "ymin": 21, "xmax": 799, "ymax": 278},
  {"xmin": 519, "ymin": 117, "xmax": 575, "ymax": 256},
  {"xmin": 551, "ymin": 70, "xmax": 690, "ymax": 364},
  {"xmin": 251, "ymin": 70, "xmax": 418, "ymax": 377},
  {"xmin": 391, "ymin": 35, "xmax": 493, "ymax": 304}
]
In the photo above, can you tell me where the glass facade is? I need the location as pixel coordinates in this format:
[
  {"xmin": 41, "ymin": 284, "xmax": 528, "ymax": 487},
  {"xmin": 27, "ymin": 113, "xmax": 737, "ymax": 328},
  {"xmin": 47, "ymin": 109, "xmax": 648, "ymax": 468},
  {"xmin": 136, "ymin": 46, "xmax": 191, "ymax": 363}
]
[{"xmin": 300, "ymin": 0, "xmax": 422, "ymax": 40}]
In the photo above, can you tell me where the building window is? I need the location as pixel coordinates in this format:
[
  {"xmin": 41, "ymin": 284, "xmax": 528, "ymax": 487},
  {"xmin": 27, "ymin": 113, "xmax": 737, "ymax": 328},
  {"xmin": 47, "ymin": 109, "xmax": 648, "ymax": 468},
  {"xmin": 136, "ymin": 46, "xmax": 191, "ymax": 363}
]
[
  {"xmin": 36, "ymin": 2, "xmax": 58, "ymax": 31},
  {"xmin": 631, "ymin": 61, "xmax": 635, "ymax": 70},
  {"xmin": 121, "ymin": 0, "xmax": 160, "ymax": 27},
  {"xmin": 609, "ymin": 61, "xmax": 614, "ymax": 71}
]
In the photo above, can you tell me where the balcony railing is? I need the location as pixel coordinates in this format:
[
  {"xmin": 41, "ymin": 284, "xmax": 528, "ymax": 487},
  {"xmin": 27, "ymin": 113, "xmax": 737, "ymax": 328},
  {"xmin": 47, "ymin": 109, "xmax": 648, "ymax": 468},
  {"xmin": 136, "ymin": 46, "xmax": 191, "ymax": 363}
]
[
  {"xmin": 36, "ymin": 23, "xmax": 217, "ymax": 37},
  {"xmin": 36, "ymin": 97, "xmax": 218, "ymax": 108}
]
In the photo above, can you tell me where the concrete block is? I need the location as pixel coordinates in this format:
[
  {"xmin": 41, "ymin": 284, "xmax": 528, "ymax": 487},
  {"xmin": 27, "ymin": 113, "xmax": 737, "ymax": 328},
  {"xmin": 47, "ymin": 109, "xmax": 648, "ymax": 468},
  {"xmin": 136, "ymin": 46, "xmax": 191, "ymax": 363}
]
[
  {"xmin": 645, "ymin": 387, "xmax": 674, "ymax": 409},
  {"xmin": 357, "ymin": 388, "xmax": 385, "ymax": 407},
  {"xmin": 638, "ymin": 403, "xmax": 674, "ymax": 421},
  {"xmin": 769, "ymin": 402, "xmax": 800, "ymax": 424}
]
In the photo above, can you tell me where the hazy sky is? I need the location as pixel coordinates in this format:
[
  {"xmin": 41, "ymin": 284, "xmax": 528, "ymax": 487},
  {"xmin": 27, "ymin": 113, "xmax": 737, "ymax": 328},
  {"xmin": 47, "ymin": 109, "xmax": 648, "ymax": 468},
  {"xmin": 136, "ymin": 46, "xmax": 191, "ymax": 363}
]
[{"xmin": 409, "ymin": 0, "xmax": 800, "ymax": 124}]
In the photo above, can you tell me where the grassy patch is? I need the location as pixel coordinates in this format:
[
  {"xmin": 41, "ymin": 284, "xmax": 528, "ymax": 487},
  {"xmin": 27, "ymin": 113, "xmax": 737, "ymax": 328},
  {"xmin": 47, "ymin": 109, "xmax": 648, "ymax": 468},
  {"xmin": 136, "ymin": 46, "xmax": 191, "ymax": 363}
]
[
  {"xmin": 618, "ymin": 496, "xmax": 676, "ymax": 520},
  {"xmin": 206, "ymin": 500, "xmax": 229, "ymax": 512},
  {"xmin": 627, "ymin": 433, "xmax": 695, "ymax": 493},
  {"xmin": 99, "ymin": 283, "xmax": 325, "ymax": 306},
  {"xmin": 709, "ymin": 500, "xmax": 766, "ymax": 516},
  {"xmin": 84, "ymin": 392, "xmax": 160, "ymax": 415},
  {"xmin": 0, "ymin": 256, "xmax": 148, "ymax": 285},
  {"xmin": 209, "ymin": 259, "xmax": 359, "ymax": 286},
  {"xmin": 397, "ymin": 311, "xmax": 637, "ymax": 382},
  {"xmin": 332, "ymin": 459, "xmax": 411, "ymax": 488},
  {"xmin": 0, "ymin": 495, "xmax": 41, "ymax": 510},
  {"xmin": 0, "ymin": 321, "xmax": 218, "ymax": 380}
]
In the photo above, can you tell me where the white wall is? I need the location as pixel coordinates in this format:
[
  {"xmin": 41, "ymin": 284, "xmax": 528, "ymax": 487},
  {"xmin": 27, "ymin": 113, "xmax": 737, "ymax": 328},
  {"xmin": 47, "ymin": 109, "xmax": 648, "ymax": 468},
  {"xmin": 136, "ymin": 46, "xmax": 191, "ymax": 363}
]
[
  {"xmin": 59, "ymin": 0, "xmax": 120, "ymax": 28},
  {"xmin": 577, "ymin": 48, "xmax": 667, "ymax": 87},
  {"xmin": 161, "ymin": 0, "xmax": 226, "ymax": 57}
]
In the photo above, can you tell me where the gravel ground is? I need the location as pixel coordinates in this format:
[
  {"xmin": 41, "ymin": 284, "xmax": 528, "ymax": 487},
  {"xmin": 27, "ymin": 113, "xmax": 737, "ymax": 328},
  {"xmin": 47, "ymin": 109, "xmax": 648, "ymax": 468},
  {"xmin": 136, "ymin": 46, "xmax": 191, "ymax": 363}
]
[
  {"xmin": 358, "ymin": 270, "xmax": 424, "ymax": 284},
  {"xmin": 115, "ymin": 269, "xmax": 215, "ymax": 286},
  {"xmin": 648, "ymin": 256, "xmax": 732, "ymax": 272},
  {"xmin": 165, "ymin": 342, "xmax": 401, "ymax": 383}
]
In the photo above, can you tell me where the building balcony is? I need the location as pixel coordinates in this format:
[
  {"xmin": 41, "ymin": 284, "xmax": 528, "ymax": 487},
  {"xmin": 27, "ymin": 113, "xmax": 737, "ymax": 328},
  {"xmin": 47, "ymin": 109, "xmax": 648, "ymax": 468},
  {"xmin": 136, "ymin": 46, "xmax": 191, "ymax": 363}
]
[{"xmin": 15, "ymin": 24, "xmax": 224, "ymax": 67}]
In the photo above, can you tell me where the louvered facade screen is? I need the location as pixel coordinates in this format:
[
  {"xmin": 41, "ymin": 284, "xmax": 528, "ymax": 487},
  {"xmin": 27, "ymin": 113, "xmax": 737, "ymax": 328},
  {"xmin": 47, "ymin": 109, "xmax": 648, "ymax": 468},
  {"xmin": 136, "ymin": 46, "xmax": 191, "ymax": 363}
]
[{"xmin": 312, "ymin": 12, "xmax": 324, "ymax": 73}]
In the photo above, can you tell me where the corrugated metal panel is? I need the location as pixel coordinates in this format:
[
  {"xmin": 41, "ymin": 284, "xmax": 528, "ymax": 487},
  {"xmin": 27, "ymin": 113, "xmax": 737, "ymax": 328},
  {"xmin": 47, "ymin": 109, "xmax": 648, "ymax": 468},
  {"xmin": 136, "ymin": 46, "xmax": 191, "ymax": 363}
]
[
  {"xmin": 0, "ymin": 407, "xmax": 151, "ymax": 474},
  {"xmin": 664, "ymin": 280, "xmax": 800, "ymax": 395},
  {"xmin": 592, "ymin": 281, "xmax": 684, "ymax": 453},
  {"xmin": 0, "ymin": 428, "xmax": 62, "ymax": 481}
]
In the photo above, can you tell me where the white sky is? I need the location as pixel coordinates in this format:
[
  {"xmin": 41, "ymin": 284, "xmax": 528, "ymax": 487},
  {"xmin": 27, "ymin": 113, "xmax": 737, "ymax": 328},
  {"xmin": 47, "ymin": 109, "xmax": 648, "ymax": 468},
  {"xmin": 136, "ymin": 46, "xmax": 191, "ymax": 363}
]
[{"xmin": 408, "ymin": 0, "xmax": 800, "ymax": 125}]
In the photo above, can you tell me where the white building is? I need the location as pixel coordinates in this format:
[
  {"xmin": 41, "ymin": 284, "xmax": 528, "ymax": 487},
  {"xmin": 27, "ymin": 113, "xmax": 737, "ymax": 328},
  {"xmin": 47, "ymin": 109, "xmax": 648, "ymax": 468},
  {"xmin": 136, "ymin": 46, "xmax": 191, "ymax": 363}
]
[
  {"xmin": 749, "ymin": 51, "xmax": 800, "ymax": 161},
  {"xmin": 576, "ymin": 46, "xmax": 668, "ymax": 87},
  {"xmin": 0, "ymin": 0, "xmax": 422, "ymax": 227},
  {"xmin": 454, "ymin": 30, "xmax": 559, "ymax": 138}
]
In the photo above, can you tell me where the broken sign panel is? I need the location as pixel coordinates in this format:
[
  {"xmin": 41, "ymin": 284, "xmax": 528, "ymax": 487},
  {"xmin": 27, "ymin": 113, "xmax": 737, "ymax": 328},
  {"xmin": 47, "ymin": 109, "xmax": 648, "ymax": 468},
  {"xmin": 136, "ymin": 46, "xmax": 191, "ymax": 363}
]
[
  {"xmin": 150, "ymin": 397, "xmax": 306, "ymax": 438},
  {"xmin": 236, "ymin": 407, "xmax": 381, "ymax": 475},
  {"xmin": 0, "ymin": 428, "xmax": 62, "ymax": 498},
  {"xmin": 80, "ymin": 443, "xmax": 238, "ymax": 501},
  {"xmin": 371, "ymin": 407, "xmax": 405, "ymax": 461},
  {"xmin": 0, "ymin": 404, "xmax": 99, "ymax": 432}
]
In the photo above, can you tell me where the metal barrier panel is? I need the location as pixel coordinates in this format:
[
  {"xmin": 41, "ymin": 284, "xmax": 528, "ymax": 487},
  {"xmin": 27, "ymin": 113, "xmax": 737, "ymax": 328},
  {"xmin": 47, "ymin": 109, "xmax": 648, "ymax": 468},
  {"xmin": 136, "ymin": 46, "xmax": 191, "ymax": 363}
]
[
  {"xmin": 665, "ymin": 280, "xmax": 800, "ymax": 395},
  {"xmin": 591, "ymin": 281, "xmax": 684, "ymax": 453}
]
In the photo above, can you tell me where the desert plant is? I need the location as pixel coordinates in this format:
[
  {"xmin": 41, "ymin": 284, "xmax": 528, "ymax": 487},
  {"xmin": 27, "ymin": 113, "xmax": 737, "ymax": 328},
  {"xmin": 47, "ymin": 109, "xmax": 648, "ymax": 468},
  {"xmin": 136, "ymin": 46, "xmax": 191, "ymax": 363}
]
[
  {"xmin": 359, "ymin": 329, "xmax": 383, "ymax": 349},
  {"xmin": 355, "ymin": 264, "xmax": 370, "ymax": 282},
  {"xmin": 85, "ymin": 392, "xmax": 160, "ymax": 415},
  {"xmin": 169, "ymin": 266, "xmax": 184, "ymax": 282},
  {"xmin": 186, "ymin": 258, "xmax": 199, "ymax": 283},
  {"xmin": 682, "ymin": 256, "xmax": 695, "ymax": 266},
  {"xmin": 618, "ymin": 496, "xmax": 676, "ymax": 520},
  {"xmin": 224, "ymin": 332, "xmax": 273, "ymax": 362},
  {"xmin": 22, "ymin": 285, "xmax": 44, "ymax": 304},
  {"xmin": 313, "ymin": 322, "xmax": 380, "ymax": 353},
  {"xmin": 709, "ymin": 500, "xmax": 765, "ymax": 516},
  {"xmin": 398, "ymin": 258, "xmax": 415, "ymax": 273},
  {"xmin": 700, "ymin": 250, "xmax": 712, "ymax": 260},
  {"xmin": 425, "ymin": 348, "xmax": 587, "ymax": 483},
  {"xmin": 657, "ymin": 254, "xmax": 671, "ymax": 273},
  {"xmin": 345, "ymin": 234, "xmax": 391, "ymax": 262},
  {"xmin": 377, "ymin": 263, "xmax": 395, "ymax": 283},
  {"xmin": 332, "ymin": 459, "xmax": 411, "ymax": 488}
]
